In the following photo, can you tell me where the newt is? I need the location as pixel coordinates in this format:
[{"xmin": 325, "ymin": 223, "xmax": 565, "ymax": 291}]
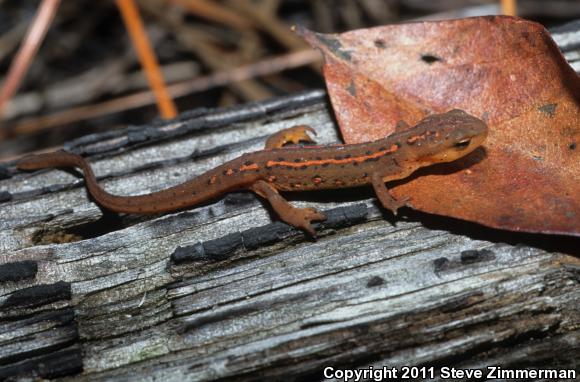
[{"xmin": 17, "ymin": 109, "xmax": 487, "ymax": 235}]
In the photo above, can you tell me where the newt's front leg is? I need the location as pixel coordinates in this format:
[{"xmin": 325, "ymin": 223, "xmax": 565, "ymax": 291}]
[
  {"xmin": 371, "ymin": 172, "xmax": 410, "ymax": 216},
  {"xmin": 265, "ymin": 125, "xmax": 317, "ymax": 149},
  {"xmin": 250, "ymin": 180, "xmax": 326, "ymax": 236}
]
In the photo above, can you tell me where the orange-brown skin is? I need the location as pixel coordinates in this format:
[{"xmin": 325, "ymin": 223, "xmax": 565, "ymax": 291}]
[{"xmin": 17, "ymin": 109, "xmax": 487, "ymax": 235}]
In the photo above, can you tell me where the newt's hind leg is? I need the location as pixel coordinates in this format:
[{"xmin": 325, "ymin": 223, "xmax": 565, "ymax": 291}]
[
  {"xmin": 371, "ymin": 172, "xmax": 410, "ymax": 216},
  {"xmin": 250, "ymin": 180, "xmax": 326, "ymax": 236},
  {"xmin": 265, "ymin": 125, "xmax": 317, "ymax": 149}
]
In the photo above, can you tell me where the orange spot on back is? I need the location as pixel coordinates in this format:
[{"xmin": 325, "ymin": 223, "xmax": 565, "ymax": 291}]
[{"xmin": 240, "ymin": 163, "xmax": 260, "ymax": 172}]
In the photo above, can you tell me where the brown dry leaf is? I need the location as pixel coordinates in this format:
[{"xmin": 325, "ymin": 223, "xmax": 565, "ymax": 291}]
[{"xmin": 298, "ymin": 16, "xmax": 580, "ymax": 236}]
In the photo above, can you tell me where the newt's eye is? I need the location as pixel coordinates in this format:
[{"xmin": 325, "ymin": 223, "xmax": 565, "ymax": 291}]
[{"xmin": 454, "ymin": 139, "xmax": 471, "ymax": 149}]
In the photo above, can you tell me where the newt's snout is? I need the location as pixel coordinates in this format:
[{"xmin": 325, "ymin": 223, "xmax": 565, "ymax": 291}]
[{"xmin": 411, "ymin": 110, "xmax": 488, "ymax": 164}]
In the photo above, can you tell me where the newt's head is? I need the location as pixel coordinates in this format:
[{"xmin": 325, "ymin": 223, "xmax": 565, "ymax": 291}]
[{"xmin": 403, "ymin": 109, "xmax": 488, "ymax": 164}]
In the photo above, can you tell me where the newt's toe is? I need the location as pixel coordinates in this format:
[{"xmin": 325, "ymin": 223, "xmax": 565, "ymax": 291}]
[
  {"xmin": 304, "ymin": 207, "xmax": 326, "ymax": 221},
  {"xmin": 389, "ymin": 197, "xmax": 411, "ymax": 216},
  {"xmin": 293, "ymin": 208, "xmax": 326, "ymax": 236},
  {"xmin": 290, "ymin": 126, "xmax": 316, "ymax": 145},
  {"xmin": 301, "ymin": 125, "xmax": 317, "ymax": 137}
]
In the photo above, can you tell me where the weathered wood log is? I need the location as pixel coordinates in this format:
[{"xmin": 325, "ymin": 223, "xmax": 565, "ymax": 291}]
[{"xmin": 1, "ymin": 22, "xmax": 579, "ymax": 382}]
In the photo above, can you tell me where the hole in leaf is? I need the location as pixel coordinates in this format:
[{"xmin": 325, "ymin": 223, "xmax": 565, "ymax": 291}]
[
  {"xmin": 374, "ymin": 39, "xmax": 386, "ymax": 49},
  {"xmin": 421, "ymin": 54, "xmax": 442, "ymax": 64}
]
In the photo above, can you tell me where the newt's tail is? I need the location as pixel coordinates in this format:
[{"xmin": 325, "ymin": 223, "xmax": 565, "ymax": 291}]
[
  {"xmin": 17, "ymin": 151, "xmax": 249, "ymax": 214},
  {"xmin": 18, "ymin": 151, "xmax": 85, "ymax": 171},
  {"xmin": 18, "ymin": 151, "xmax": 140, "ymax": 212}
]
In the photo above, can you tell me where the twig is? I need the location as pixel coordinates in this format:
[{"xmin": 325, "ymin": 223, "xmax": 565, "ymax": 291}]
[
  {"xmin": 227, "ymin": 0, "xmax": 309, "ymax": 53},
  {"xmin": 168, "ymin": 50, "xmax": 319, "ymax": 98},
  {"xmin": 138, "ymin": 0, "xmax": 273, "ymax": 103},
  {"xmin": 168, "ymin": 0, "xmax": 253, "ymax": 30},
  {"xmin": 0, "ymin": 49, "xmax": 321, "ymax": 142},
  {"xmin": 0, "ymin": 0, "xmax": 61, "ymax": 118},
  {"xmin": 116, "ymin": 0, "xmax": 178, "ymax": 119},
  {"xmin": 501, "ymin": 0, "xmax": 517, "ymax": 16}
]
